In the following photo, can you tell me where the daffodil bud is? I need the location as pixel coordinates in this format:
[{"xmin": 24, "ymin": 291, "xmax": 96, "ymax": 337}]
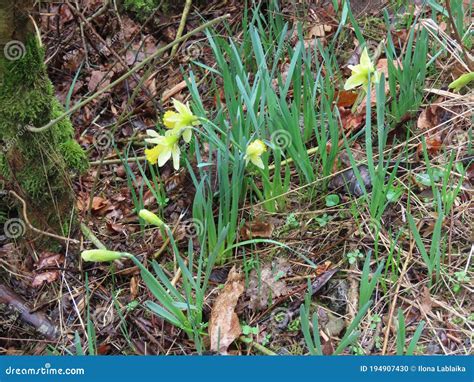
[
  {"xmin": 138, "ymin": 209, "xmax": 165, "ymax": 228},
  {"xmin": 448, "ymin": 72, "xmax": 474, "ymax": 92},
  {"xmin": 81, "ymin": 249, "xmax": 125, "ymax": 262}
]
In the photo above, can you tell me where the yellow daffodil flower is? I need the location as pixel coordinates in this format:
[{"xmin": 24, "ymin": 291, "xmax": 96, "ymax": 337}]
[
  {"xmin": 344, "ymin": 47, "xmax": 379, "ymax": 91},
  {"xmin": 138, "ymin": 209, "xmax": 166, "ymax": 228},
  {"xmin": 81, "ymin": 249, "xmax": 125, "ymax": 262},
  {"xmin": 163, "ymin": 98, "xmax": 199, "ymax": 143},
  {"xmin": 244, "ymin": 139, "xmax": 267, "ymax": 169},
  {"xmin": 145, "ymin": 130, "xmax": 181, "ymax": 170}
]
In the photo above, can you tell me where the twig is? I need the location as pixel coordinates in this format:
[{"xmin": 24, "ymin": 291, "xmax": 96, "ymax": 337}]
[
  {"xmin": 8, "ymin": 191, "xmax": 79, "ymax": 244},
  {"xmin": 170, "ymin": 0, "xmax": 193, "ymax": 58},
  {"xmin": 87, "ymin": 0, "xmax": 110, "ymax": 21},
  {"xmin": 80, "ymin": 222, "xmax": 106, "ymax": 249},
  {"xmin": 89, "ymin": 156, "xmax": 146, "ymax": 166},
  {"xmin": 239, "ymin": 336, "xmax": 276, "ymax": 355}
]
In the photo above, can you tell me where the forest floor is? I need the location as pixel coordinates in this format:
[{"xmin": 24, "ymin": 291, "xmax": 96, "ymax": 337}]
[{"xmin": 0, "ymin": 0, "xmax": 472, "ymax": 356}]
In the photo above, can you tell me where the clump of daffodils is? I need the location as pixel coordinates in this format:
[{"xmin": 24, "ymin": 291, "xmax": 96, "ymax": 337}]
[
  {"xmin": 145, "ymin": 98, "xmax": 200, "ymax": 170},
  {"xmin": 244, "ymin": 139, "xmax": 267, "ymax": 169},
  {"xmin": 344, "ymin": 47, "xmax": 379, "ymax": 91}
]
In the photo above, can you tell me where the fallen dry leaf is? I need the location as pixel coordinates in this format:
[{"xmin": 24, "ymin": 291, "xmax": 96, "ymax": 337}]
[
  {"xmin": 315, "ymin": 261, "xmax": 333, "ymax": 276},
  {"xmin": 338, "ymin": 107, "xmax": 365, "ymax": 131},
  {"xmin": 417, "ymin": 135, "xmax": 442, "ymax": 157},
  {"xmin": 32, "ymin": 272, "xmax": 60, "ymax": 288},
  {"xmin": 307, "ymin": 20, "xmax": 331, "ymax": 39},
  {"xmin": 335, "ymin": 91, "xmax": 358, "ymax": 107},
  {"xmin": 32, "ymin": 252, "xmax": 64, "ymax": 288},
  {"xmin": 36, "ymin": 252, "xmax": 63, "ymax": 270},
  {"xmin": 209, "ymin": 266, "xmax": 245, "ymax": 354},
  {"xmin": 240, "ymin": 221, "xmax": 274, "ymax": 240},
  {"xmin": 419, "ymin": 286, "xmax": 432, "ymax": 315},
  {"xmin": 88, "ymin": 70, "xmax": 110, "ymax": 92},
  {"xmin": 247, "ymin": 258, "xmax": 289, "ymax": 311},
  {"xmin": 417, "ymin": 105, "xmax": 441, "ymax": 130},
  {"xmin": 76, "ymin": 195, "xmax": 112, "ymax": 215}
]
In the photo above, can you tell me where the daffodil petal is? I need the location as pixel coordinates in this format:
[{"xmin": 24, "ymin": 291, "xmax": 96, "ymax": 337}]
[
  {"xmin": 145, "ymin": 137, "xmax": 165, "ymax": 144},
  {"xmin": 251, "ymin": 156, "xmax": 265, "ymax": 169},
  {"xmin": 360, "ymin": 47, "xmax": 371, "ymax": 68},
  {"xmin": 172, "ymin": 146, "xmax": 181, "ymax": 170},
  {"xmin": 146, "ymin": 129, "xmax": 160, "ymax": 137},
  {"xmin": 158, "ymin": 149, "xmax": 172, "ymax": 167},
  {"xmin": 182, "ymin": 128, "xmax": 192, "ymax": 143},
  {"xmin": 172, "ymin": 98, "xmax": 191, "ymax": 116},
  {"xmin": 344, "ymin": 73, "xmax": 366, "ymax": 90}
]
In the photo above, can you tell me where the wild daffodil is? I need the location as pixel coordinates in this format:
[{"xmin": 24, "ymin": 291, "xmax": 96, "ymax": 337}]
[
  {"xmin": 145, "ymin": 130, "xmax": 181, "ymax": 170},
  {"xmin": 163, "ymin": 98, "xmax": 199, "ymax": 143},
  {"xmin": 344, "ymin": 47, "xmax": 379, "ymax": 91},
  {"xmin": 244, "ymin": 139, "xmax": 267, "ymax": 169}
]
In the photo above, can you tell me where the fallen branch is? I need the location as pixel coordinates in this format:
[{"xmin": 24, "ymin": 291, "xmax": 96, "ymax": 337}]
[
  {"xmin": 0, "ymin": 284, "xmax": 58, "ymax": 340},
  {"xmin": 80, "ymin": 222, "xmax": 106, "ymax": 250},
  {"xmin": 170, "ymin": 0, "xmax": 193, "ymax": 58}
]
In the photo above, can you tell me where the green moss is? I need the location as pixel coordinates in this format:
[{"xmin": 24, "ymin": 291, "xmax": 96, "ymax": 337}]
[
  {"xmin": 0, "ymin": 36, "xmax": 88, "ymax": 234},
  {"xmin": 0, "ymin": 152, "xmax": 10, "ymax": 179},
  {"xmin": 124, "ymin": 0, "xmax": 160, "ymax": 19}
]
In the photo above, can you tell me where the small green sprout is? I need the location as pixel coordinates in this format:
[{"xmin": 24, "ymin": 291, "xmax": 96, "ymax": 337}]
[
  {"xmin": 452, "ymin": 271, "xmax": 470, "ymax": 293},
  {"xmin": 325, "ymin": 194, "xmax": 340, "ymax": 207},
  {"xmin": 315, "ymin": 213, "xmax": 330, "ymax": 227},
  {"xmin": 241, "ymin": 324, "xmax": 259, "ymax": 343},
  {"xmin": 346, "ymin": 249, "xmax": 364, "ymax": 265}
]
